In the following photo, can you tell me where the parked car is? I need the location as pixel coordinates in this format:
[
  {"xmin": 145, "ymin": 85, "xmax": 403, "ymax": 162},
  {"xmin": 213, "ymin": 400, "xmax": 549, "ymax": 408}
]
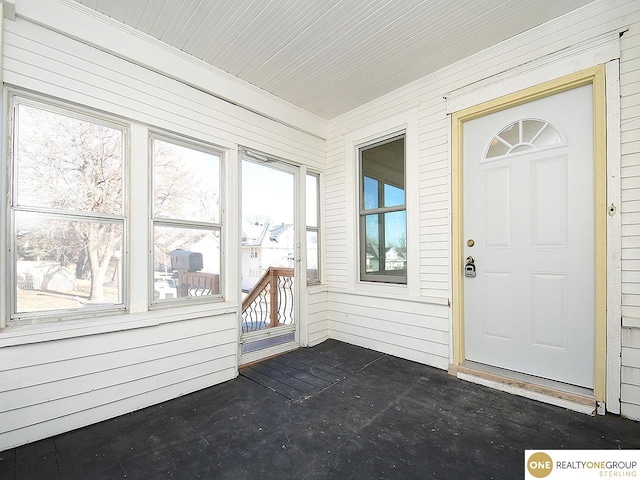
[{"xmin": 154, "ymin": 278, "xmax": 177, "ymax": 299}]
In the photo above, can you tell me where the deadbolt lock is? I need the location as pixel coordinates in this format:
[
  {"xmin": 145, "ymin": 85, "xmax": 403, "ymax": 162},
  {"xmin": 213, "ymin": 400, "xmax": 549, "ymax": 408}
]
[{"xmin": 464, "ymin": 256, "xmax": 476, "ymax": 278}]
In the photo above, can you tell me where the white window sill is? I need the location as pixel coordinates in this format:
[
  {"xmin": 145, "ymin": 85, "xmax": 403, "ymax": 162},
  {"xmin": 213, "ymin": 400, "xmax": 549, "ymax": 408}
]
[{"xmin": 0, "ymin": 301, "xmax": 239, "ymax": 348}]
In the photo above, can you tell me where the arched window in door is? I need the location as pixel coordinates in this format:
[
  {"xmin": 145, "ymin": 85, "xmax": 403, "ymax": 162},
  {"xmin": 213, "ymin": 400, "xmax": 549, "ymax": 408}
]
[{"xmin": 484, "ymin": 118, "xmax": 564, "ymax": 161}]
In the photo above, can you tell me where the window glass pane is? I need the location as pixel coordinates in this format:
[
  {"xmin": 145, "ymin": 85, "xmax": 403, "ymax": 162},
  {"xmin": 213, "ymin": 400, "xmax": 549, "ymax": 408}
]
[
  {"xmin": 384, "ymin": 183, "xmax": 405, "ymax": 207},
  {"xmin": 306, "ymin": 230, "xmax": 319, "ymax": 283},
  {"xmin": 533, "ymin": 124, "xmax": 562, "ymax": 147},
  {"xmin": 522, "ymin": 120, "xmax": 547, "ymax": 143},
  {"xmin": 384, "ymin": 210, "xmax": 407, "ymax": 272},
  {"xmin": 153, "ymin": 225, "xmax": 221, "ymax": 298},
  {"xmin": 364, "ymin": 212, "xmax": 406, "ymax": 278},
  {"xmin": 17, "ymin": 104, "xmax": 123, "ymax": 215},
  {"xmin": 364, "ymin": 214, "xmax": 380, "ymax": 274},
  {"xmin": 153, "ymin": 139, "xmax": 220, "ymax": 223},
  {"xmin": 497, "ymin": 122, "xmax": 519, "ymax": 146},
  {"xmin": 363, "ymin": 176, "xmax": 379, "ymax": 210},
  {"xmin": 361, "ymin": 137, "xmax": 404, "ymax": 210},
  {"xmin": 306, "ymin": 174, "xmax": 318, "ymax": 228},
  {"xmin": 486, "ymin": 138, "xmax": 509, "ymax": 158},
  {"xmin": 15, "ymin": 212, "xmax": 123, "ymax": 313}
]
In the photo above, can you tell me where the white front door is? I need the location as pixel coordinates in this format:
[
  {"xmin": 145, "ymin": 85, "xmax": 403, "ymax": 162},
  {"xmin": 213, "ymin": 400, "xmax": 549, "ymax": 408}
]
[{"xmin": 463, "ymin": 84, "xmax": 595, "ymax": 388}]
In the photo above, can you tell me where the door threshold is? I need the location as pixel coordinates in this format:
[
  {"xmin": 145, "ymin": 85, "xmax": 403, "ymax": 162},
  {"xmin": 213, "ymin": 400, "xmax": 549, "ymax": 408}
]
[
  {"xmin": 239, "ymin": 340, "xmax": 299, "ymax": 367},
  {"xmin": 239, "ymin": 346, "xmax": 299, "ymax": 369},
  {"xmin": 453, "ymin": 361, "xmax": 597, "ymax": 415}
]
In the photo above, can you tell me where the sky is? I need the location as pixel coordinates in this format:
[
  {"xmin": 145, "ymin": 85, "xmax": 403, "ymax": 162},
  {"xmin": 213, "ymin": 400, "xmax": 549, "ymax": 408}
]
[{"xmin": 242, "ymin": 160, "xmax": 294, "ymax": 225}]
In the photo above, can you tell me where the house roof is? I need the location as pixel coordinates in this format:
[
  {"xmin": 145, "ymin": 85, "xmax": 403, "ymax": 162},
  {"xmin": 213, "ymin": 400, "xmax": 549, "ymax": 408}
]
[
  {"xmin": 71, "ymin": 0, "xmax": 594, "ymax": 120},
  {"xmin": 269, "ymin": 223, "xmax": 293, "ymax": 243},
  {"xmin": 242, "ymin": 222, "xmax": 293, "ymax": 247},
  {"xmin": 241, "ymin": 222, "xmax": 269, "ymax": 247}
]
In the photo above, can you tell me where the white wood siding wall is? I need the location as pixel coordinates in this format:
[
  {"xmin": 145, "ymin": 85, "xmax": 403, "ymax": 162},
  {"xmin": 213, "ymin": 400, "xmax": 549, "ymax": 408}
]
[
  {"xmin": 0, "ymin": 16, "xmax": 325, "ymax": 451},
  {"xmin": 325, "ymin": 0, "xmax": 640, "ymax": 416},
  {"xmin": 621, "ymin": 22, "xmax": 640, "ymax": 421},
  {"xmin": 0, "ymin": 315, "xmax": 236, "ymax": 450},
  {"xmin": 307, "ymin": 287, "xmax": 329, "ymax": 346},
  {"xmin": 2, "ymin": 19, "xmax": 325, "ymax": 170}
]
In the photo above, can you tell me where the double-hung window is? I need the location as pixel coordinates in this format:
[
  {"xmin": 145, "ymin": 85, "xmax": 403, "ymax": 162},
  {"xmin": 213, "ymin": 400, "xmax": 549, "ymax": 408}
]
[
  {"xmin": 359, "ymin": 134, "xmax": 406, "ymax": 284},
  {"xmin": 10, "ymin": 97, "xmax": 126, "ymax": 322},
  {"xmin": 306, "ymin": 173, "xmax": 320, "ymax": 284},
  {"xmin": 151, "ymin": 134, "xmax": 223, "ymax": 303}
]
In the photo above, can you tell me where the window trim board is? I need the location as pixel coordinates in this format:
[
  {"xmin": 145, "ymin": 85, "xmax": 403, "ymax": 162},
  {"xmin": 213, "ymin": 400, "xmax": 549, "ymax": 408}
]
[{"xmin": 343, "ymin": 107, "xmax": 420, "ymax": 298}]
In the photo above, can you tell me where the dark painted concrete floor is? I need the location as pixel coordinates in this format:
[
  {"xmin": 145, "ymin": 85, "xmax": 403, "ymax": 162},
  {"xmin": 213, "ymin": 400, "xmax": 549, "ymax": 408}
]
[{"xmin": 1, "ymin": 339, "xmax": 639, "ymax": 479}]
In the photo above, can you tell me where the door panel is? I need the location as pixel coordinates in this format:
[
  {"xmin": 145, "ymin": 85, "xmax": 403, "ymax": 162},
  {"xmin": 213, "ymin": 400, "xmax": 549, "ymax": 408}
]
[
  {"xmin": 482, "ymin": 166, "xmax": 511, "ymax": 247},
  {"xmin": 463, "ymin": 84, "xmax": 595, "ymax": 388},
  {"xmin": 240, "ymin": 157, "xmax": 299, "ymax": 364},
  {"xmin": 531, "ymin": 155, "xmax": 568, "ymax": 247},
  {"xmin": 483, "ymin": 272, "xmax": 512, "ymax": 340}
]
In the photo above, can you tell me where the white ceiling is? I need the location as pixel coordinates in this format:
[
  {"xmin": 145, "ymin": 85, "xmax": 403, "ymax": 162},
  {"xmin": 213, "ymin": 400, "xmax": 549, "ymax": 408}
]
[{"xmin": 73, "ymin": 0, "xmax": 595, "ymax": 120}]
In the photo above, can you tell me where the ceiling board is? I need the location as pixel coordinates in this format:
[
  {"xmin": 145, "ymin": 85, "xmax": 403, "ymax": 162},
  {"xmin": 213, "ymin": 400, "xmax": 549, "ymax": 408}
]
[{"xmin": 73, "ymin": 0, "xmax": 595, "ymax": 119}]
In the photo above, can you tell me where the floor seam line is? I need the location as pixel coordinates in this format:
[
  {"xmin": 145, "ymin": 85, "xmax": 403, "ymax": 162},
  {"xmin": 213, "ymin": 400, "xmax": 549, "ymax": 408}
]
[{"xmin": 239, "ymin": 371, "xmax": 296, "ymax": 401}]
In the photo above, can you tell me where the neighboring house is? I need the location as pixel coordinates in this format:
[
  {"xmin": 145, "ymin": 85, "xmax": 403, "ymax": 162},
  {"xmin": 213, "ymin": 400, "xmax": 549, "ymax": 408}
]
[
  {"xmin": 383, "ymin": 247, "xmax": 406, "ymax": 271},
  {"xmin": 0, "ymin": 0, "xmax": 639, "ymax": 453},
  {"xmin": 241, "ymin": 222, "xmax": 294, "ymax": 292},
  {"xmin": 364, "ymin": 244, "xmax": 407, "ymax": 273},
  {"xmin": 189, "ymin": 233, "xmax": 221, "ymax": 277}
]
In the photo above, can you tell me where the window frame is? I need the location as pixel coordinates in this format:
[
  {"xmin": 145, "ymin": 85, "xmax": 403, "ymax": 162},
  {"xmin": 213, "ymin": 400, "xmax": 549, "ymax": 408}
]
[
  {"xmin": 306, "ymin": 172, "xmax": 321, "ymax": 285},
  {"xmin": 149, "ymin": 131, "xmax": 225, "ymax": 307},
  {"xmin": 8, "ymin": 94, "xmax": 129, "ymax": 324},
  {"xmin": 358, "ymin": 133, "xmax": 407, "ymax": 284}
]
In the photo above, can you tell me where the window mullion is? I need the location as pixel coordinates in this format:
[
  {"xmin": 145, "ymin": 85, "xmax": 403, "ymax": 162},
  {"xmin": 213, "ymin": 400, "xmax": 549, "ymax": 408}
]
[
  {"xmin": 359, "ymin": 205, "xmax": 405, "ymax": 216},
  {"xmin": 13, "ymin": 206, "xmax": 124, "ymax": 223},
  {"xmin": 152, "ymin": 217, "xmax": 221, "ymax": 230}
]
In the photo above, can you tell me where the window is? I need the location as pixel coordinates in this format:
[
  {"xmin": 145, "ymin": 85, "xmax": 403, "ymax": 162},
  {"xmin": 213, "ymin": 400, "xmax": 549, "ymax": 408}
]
[
  {"xmin": 306, "ymin": 173, "xmax": 320, "ymax": 284},
  {"xmin": 151, "ymin": 134, "xmax": 222, "ymax": 303},
  {"xmin": 359, "ymin": 135, "xmax": 406, "ymax": 284},
  {"xmin": 485, "ymin": 118, "xmax": 563, "ymax": 160},
  {"xmin": 10, "ymin": 98, "xmax": 126, "ymax": 321}
]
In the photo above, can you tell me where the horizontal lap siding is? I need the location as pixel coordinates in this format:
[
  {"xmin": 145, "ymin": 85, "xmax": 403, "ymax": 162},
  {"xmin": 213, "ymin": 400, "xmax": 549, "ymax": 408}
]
[
  {"xmin": 324, "ymin": 0, "xmax": 640, "ymax": 411},
  {"xmin": 418, "ymin": 101, "xmax": 449, "ymax": 298},
  {"xmin": 622, "ymin": 329, "xmax": 640, "ymax": 420},
  {"xmin": 328, "ymin": 292, "xmax": 449, "ymax": 369},
  {"xmin": 621, "ymin": 20, "xmax": 640, "ymax": 421},
  {"xmin": 325, "ymin": 135, "xmax": 348, "ymax": 287},
  {"xmin": 0, "ymin": 315, "xmax": 237, "ymax": 449},
  {"xmin": 3, "ymin": 19, "xmax": 325, "ymax": 168},
  {"xmin": 307, "ymin": 289, "xmax": 329, "ymax": 346},
  {"xmin": 0, "ymin": 18, "xmax": 325, "ymax": 450}
]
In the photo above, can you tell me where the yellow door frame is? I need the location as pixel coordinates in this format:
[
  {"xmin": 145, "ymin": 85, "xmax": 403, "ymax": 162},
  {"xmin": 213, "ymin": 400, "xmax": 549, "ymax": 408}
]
[{"xmin": 451, "ymin": 65, "xmax": 607, "ymax": 400}]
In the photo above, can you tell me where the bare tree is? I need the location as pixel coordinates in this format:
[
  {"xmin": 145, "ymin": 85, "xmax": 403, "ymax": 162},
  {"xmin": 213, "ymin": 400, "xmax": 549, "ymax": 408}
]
[
  {"xmin": 152, "ymin": 139, "xmax": 221, "ymax": 277},
  {"xmin": 153, "ymin": 139, "xmax": 220, "ymax": 224},
  {"xmin": 16, "ymin": 104, "xmax": 123, "ymax": 303},
  {"xmin": 15, "ymin": 106, "xmax": 220, "ymax": 308}
]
